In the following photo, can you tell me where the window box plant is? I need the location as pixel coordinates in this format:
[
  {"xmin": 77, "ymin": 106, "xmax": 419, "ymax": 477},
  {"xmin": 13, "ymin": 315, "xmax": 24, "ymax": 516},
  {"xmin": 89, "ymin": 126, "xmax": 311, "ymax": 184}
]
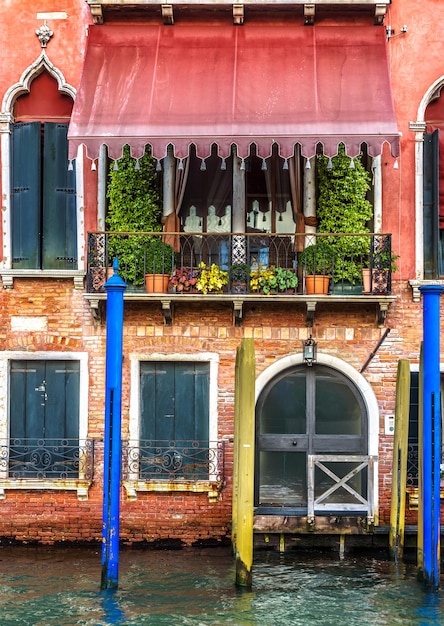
[
  {"xmin": 249, "ymin": 266, "xmax": 278, "ymax": 294},
  {"xmin": 144, "ymin": 238, "xmax": 176, "ymax": 293},
  {"xmin": 196, "ymin": 262, "xmax": 228, "ymax": 294},
  {"xmin": 249, "ymin": 266, "xmax": 298, "ymax": 294},
  {"xmin": 274, "ymin": 267, "xmax": 298, "ymax": 293},
  {"xmin": 299, "ymin": 241, "xmax": 334, "ymax": 295},
  {"xmin": 229, "ymin": 263, "xmax": 249, "ymax": 293},
  {"xmin": 169, "ymin": 266, "xmax": 200, "ymax": 293}
]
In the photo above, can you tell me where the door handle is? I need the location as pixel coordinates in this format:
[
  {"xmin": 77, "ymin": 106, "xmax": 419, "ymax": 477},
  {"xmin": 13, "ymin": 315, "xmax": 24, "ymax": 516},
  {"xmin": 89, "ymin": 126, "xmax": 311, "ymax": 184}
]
[{"xmin": 292, "ymin": 440, "xmax": 298, "ymax": 446}]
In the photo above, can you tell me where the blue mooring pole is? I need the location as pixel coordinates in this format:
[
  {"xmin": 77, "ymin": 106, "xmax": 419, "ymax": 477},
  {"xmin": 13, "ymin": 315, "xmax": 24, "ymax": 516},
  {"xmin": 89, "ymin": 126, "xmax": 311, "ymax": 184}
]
[
  {"xmin": 419, "ymin": 284, "xmax": 443, "ymax": 589},
  {"xmin": 101, "ymin": 259, "xmax": 126, "ymax": 590}
]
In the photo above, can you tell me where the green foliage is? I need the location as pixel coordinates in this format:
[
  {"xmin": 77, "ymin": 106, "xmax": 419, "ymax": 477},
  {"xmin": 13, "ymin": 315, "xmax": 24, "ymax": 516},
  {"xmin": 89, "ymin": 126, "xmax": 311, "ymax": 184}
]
[
  {"xmin": 250, "ymin": 266, "xmax": 297, "ymax": 294},
  {"xmin": 317, "ymin": 144, "xmax": 373, "ymax": 284},
  {"xmin": 274, "ymin": 267, "xmax": 298, "ymax": 291},
  {"xmin": 299, "ymin": 242, "xmax": 335, "ymax": 276},
  {"xmin": 106, "ymin": 145, "xmax": 162, "ymax": 232},
  {"xmin": 229, "ymin": 263, "xmax": 249, "ymax": 283},
  {"xmin": 250, "ymin": 267, "xmax": 277, "ymax": 294},
  {"xmin": 145, "ymin": 238, "xmax": 175, "ymax": 275},
  {"xmin": 106, "ymin": 145, "xmax": 162, "ymax": 285}
]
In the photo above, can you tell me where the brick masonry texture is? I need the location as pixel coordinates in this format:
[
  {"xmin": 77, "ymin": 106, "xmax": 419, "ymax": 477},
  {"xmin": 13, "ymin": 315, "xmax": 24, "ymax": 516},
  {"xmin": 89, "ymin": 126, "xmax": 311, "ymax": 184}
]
[{"xmin": 0, "ymin": 278, "xmax": 434, "ymax": 544}]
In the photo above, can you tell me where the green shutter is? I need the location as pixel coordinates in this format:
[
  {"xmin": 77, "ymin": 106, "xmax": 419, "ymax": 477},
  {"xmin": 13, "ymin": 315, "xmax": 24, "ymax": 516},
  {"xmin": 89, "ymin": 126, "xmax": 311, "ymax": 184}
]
[
  {"xmin": 11, "ymin": 122, "xmax": 41, "ymax": 269},
  {"xmin": 140, "ymin": 362, "xmax": 209, "ymax": 442},
  {"xmin": 423, "ymin": 130, "xmax": 440, "ymax": 278},
  {"xmin": 10, "ymin": 360, "xmax": 80, "ymax": 477},
  {"xmin": 10, "ymin": 360, "xmax": 45, "ymax": 440},
  {"xmin": 175, "ymin": 363, "xmax": 209, "ymax": 441},
  {"xmin": 45, "ymin": 360, "xmax": 80, "ymax": 439},
  {"xmin": 10, "ymin": 360, "xmax": 79, "ymax": 440},
  {"xmin": 42, "ymin": 123, "xmax": 77, "ymax": 269}
]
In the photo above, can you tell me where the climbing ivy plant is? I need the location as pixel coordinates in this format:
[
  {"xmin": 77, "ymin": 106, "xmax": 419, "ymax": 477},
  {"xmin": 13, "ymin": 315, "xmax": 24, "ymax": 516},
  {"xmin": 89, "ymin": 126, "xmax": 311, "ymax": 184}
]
[
  {"xmin": 317, "ymin": 143, "xmax": 373, "ymax": 284},
  {"xmin": 106, "ymin": 145, "xmax": 162, "ymax": 285}
]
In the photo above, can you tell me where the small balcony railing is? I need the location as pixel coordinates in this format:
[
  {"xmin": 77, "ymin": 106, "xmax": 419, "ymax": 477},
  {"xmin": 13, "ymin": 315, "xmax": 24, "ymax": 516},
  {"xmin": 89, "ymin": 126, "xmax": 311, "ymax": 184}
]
[
  {"xmin": 123, "ymin": 440, "xmax": 225, "ymax": 483},
  {"xmin": 0, "ymin": 438, "xmax": 94, "ymax": 480},
  {"xmin": 86, "ymin": 231, "xmax": 394, "ymax": 296}
]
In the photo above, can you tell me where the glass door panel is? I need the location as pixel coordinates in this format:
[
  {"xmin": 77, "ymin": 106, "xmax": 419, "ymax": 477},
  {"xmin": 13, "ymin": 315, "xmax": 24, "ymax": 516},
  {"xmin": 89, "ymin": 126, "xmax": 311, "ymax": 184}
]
[
  {"xmin": 259, "ymin": 451, "xmax": 306, "ymax": 505},
  {"xmin": 260, "ymin": 372, "xmax": 306, "ymax": 435},
  {"xmin": 315, "ymin": 371, "xmax": 362, "ymax": 435}
]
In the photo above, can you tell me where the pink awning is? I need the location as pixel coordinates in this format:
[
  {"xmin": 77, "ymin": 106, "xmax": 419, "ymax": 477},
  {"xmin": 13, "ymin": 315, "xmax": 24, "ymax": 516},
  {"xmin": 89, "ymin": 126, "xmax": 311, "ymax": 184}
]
[{"xmin": 68, "ymin": 23, "xmax": 400, "ymax": 161}]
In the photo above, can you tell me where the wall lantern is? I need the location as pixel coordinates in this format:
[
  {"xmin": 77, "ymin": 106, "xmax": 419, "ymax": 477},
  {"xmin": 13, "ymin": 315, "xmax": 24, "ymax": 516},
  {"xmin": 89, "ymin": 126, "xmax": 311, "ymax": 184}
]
[{"xmin": 303, "ymin": 335, "xmax": 317, "ymax": 366}]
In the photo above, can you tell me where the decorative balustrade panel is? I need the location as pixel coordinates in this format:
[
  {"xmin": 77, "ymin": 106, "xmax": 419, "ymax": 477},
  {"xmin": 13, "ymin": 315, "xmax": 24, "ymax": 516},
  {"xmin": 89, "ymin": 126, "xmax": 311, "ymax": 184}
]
[
  {"xmin": 0, "ymin": 439, "xmax": 94, "ymax": 480},
  {"xmin": 123, "ymin": 440, "xmax": 225, "ymax": 483}
]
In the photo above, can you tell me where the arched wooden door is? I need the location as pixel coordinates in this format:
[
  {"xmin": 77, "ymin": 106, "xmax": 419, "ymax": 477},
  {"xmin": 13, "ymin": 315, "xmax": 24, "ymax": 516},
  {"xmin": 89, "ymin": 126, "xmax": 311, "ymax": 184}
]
[{"xmin": 255, "ymin": 364, "xmax": 368, "ymax": 512}]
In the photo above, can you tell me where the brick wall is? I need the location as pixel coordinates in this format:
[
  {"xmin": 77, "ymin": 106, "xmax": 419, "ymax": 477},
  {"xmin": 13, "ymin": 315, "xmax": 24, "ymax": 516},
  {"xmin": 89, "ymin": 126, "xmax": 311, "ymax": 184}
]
[{"xmin": 0, "ymin": 277, "xmax": 432, "ymax": 544}]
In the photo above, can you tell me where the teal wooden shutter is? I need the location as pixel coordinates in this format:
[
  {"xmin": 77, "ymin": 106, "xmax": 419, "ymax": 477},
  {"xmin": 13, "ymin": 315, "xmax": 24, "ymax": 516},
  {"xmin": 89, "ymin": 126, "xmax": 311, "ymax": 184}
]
[
  {"xmin": 10, "ymin": 360, "xmax": 45, "ymax": 440},
  {"xmin": 175, "ymin": 363, "xmax": 209, "ymax": 442},
  {"xmin": 9, "ymin": 360, "xmax": 80, "ymax": 477},
  {"xmin": 44, "ymin": 360, "xmax": 80, "ymax": 440},
  {"xmin": 11, "ymin": 122, "xmax": 41, "ymax": 269},
  {"xmin": 423, "ymin": 130, "xmax": 440, "ymax": 278},
  {"xmin": 42, "ymin": 123, "xmax": 77, "ymax": 269},
  {"xmin": 140, "ymin": 362, "xmax": 209, "ymax": 442}
]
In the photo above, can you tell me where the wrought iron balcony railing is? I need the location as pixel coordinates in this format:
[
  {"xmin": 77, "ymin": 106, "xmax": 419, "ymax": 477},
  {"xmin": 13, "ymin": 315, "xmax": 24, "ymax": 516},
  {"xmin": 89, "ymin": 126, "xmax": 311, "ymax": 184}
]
[
  {"xmin": 123, "ymin": 440, "xmax": 225, "ymax": 483},
  {"xmin": 86, "ymin": 231, "xmax": 394, "ymax": 296},
  {"xmin": 0, "ymin": 438, "xmax": 94, "ymax": 480}
]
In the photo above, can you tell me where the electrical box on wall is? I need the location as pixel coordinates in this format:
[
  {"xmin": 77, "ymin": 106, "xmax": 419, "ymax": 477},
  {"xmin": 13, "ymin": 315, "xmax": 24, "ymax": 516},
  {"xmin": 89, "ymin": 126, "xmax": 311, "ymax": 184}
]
[{"xmin": 385, "ymin": 415, "xmax": 395, "ymax": 435}]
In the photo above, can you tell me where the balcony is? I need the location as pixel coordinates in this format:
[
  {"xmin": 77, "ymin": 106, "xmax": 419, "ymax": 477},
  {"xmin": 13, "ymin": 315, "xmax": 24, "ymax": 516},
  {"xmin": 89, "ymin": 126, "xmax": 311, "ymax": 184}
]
[{"xmin": 85, "ymin": 231, "xmax": 396, "ymax": 326}]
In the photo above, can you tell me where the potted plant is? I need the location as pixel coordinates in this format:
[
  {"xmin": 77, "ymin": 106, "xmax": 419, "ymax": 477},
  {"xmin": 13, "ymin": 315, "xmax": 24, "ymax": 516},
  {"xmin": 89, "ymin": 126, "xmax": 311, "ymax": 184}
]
[
  {"xmin": 250, "ymin": 266, "xmax": 278, "ymax": 294},
  {"xmin": 196, "ymin": 262, "xmax": 228, "ymax": 294},
  {"xmin": 316, "ymin": 144, "xmax": 373, "ymax": 290},
  {"xmin": 299, "ymin": 242, "xmax": 334, "ymax": 294},
  {"xmin": 144, "ymin": 239, "xmax": 176, "ymax": 293},
  {"xmin": 106, "ymin": 145, "xmax": 162, "ymax": 288},
  {"xmin": 274, "ymin": 267, "xmax": 298, "ymax": 293},
  {"xmin": 169, "ymin": 266, "xmax": 200, "ymax": 293},
  {"xmin": 229, "ymin": 263, "xmax": 249, "ymax": 294}
]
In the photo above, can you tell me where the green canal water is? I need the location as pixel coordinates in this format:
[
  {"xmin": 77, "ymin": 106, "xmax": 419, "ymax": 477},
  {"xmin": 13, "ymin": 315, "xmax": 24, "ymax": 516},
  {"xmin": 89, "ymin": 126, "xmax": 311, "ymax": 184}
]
[{"xmin": 0, "ymin": 545, "xmax": 443, "ymax": 625}]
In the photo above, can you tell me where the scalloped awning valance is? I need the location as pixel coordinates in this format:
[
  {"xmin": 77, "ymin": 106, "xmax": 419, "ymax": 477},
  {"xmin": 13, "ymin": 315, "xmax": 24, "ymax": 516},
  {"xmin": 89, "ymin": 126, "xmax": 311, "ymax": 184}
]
[{"xmin": 68, "ymin": 22, "xmax": 400, "ymax": 162}]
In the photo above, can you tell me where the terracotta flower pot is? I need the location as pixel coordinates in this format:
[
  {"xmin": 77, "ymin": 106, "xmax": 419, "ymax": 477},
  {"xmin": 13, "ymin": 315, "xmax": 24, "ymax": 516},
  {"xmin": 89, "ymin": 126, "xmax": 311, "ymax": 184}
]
[
  {"xmin": 305, "ymin": 275, "xmax": 330, "ymax": 295},
  {"xmin": 145, "ymin": 273, "xmax": 170, "ymax": 293}
]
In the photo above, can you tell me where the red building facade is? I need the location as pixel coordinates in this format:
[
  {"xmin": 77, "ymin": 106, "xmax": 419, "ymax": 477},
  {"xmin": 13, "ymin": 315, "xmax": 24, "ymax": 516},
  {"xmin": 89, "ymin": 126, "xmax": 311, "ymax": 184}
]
[{"xmin": 0, "ymin": 0, "xmax": 442, "ymax": 547}]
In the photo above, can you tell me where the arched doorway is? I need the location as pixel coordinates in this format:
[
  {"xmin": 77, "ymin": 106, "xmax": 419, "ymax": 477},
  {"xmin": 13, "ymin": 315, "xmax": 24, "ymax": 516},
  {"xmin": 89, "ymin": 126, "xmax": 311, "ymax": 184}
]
[{"xmin": 255, "ymin": 355, "xmax": 376, "ymax": 518}]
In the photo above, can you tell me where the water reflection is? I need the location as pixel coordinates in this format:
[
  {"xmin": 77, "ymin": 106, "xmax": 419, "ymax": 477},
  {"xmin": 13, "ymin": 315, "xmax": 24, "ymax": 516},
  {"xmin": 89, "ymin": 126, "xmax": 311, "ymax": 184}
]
[
  {"xmin": 101, "ymin": 589, "xmax": 127, "ymax": 625},
  {"xmin": 0, "ymin": 545, "xmax": 443, "ymax": 625}
]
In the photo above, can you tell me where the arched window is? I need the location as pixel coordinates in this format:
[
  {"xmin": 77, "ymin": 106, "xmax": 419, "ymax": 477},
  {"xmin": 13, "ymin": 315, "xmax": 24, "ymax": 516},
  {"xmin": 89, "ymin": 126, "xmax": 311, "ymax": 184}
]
[{"xmin": 11, "ymin": 70, "xmax": 76, "ymax": 270}]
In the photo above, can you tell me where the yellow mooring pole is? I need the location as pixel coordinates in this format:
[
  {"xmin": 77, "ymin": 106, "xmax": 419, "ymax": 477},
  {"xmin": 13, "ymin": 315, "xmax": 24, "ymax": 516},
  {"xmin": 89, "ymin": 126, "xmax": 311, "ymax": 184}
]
[
  {"xmin": 232, "ymin": 338, "xmax": 255, "ymax": 588},
  {"xmin": 389, "ymin": 359, "xmax": 411, "ymax": 561}
]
